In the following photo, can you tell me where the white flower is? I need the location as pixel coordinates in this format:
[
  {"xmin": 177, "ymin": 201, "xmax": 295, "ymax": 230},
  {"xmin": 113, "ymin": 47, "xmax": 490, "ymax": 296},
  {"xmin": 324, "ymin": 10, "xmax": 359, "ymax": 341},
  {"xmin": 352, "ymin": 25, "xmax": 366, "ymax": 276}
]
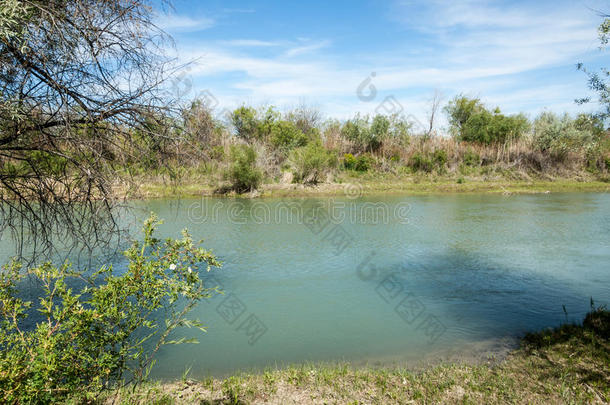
[
  {"xmin": 188, "ymin": 267, "xmax": 192, "ymax": 274},
  {"xmin": 169, "ymin": 264, "xmax": 177, "ymax": 270}
]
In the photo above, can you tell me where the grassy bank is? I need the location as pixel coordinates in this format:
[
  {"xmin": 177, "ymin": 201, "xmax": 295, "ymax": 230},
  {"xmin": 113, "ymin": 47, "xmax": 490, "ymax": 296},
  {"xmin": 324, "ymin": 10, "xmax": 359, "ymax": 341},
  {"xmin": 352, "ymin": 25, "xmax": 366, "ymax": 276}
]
[
  {"xmin": 103, "ymin": 309, "xmax": 609, "ymax": 404},
  {"xmin": 118, "ymin": 171, "xmax": 610, "ymax": 199}
]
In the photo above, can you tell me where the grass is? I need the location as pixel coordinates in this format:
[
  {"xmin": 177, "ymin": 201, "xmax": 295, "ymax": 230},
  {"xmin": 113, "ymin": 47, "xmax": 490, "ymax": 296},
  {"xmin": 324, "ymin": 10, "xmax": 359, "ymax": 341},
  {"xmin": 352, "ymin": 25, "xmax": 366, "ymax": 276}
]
[
  {"xmin": 116, "ymin": 168, "xmax": 610, "ymax": 199},
  {"xmin": 100, "ymin": 308, "xmax": 609, "ymax": 404}
]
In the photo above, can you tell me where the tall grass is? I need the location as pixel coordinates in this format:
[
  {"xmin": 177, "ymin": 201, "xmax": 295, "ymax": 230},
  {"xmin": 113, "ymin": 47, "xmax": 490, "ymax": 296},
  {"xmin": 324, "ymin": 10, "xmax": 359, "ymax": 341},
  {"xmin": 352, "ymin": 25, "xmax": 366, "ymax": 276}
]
[{"xmin": 100, "ymin": 102, "xmax": 610, "ymax": 192}]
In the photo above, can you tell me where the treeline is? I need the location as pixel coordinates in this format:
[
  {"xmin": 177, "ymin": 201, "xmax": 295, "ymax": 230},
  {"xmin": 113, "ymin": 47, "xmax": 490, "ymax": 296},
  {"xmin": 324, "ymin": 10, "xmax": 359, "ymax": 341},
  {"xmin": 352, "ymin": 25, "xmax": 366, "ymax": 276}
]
[{"xmin": 118, "ymin": 95, "xmax": 609, "ymax": 193}]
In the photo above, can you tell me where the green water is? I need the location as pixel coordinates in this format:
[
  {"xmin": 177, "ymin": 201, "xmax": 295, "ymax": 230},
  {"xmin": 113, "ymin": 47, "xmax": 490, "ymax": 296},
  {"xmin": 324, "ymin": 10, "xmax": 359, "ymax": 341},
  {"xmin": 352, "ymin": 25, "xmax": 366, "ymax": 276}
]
[
  {"xmin": 125, "ymin": 192, "xmax": 610, "ymax": 379},
  {"xmin": 17, "ymin": 192, "xmax": 610, "ymax": 379}
]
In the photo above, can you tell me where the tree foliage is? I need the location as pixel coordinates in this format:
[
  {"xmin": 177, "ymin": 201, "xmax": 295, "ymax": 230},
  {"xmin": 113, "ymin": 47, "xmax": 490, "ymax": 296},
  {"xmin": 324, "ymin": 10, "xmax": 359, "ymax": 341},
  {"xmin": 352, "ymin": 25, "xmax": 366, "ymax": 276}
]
[
  {"xmin": 340, "ymin": 114, "xmax": 408, "ymax": 153},
  {"xmin": 0, "ymin": 0, "xmax": 176, "ymax": 257},
  {"xmin": 289, "ymin": 142, "xmax": 337, "ymax": 184},
  {"xmin": 532, "ymin": 112, "xmax": 597, "ymax": 159},
  {"xmin": 225, "ymin": 144, "xmax": 262, "ymax": 192},
  {"xmin": 0, "ymin": 214, "xmax": 221, "ymax": 403},
  {"xmin": 445, "ymin": 95, "xmax": 530, "ymax": 144},
  {"xmin": 577, "ymin": 13, "xmax": 610, "ymax": 126}
]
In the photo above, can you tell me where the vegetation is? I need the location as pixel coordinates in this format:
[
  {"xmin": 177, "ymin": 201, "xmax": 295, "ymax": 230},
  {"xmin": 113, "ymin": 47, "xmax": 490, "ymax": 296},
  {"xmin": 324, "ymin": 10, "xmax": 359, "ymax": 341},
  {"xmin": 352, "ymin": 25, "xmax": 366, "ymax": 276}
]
[
  {"xmin": 103, "ymin": 308, "xmax": 609, "ymax": 404},
  {"xmin": 0, "ymin": 3, "xmax": 608, "ymax": 404},
  {"xmin": 343, "ymin": 153, "xmax": 374, "ymax": 172},
  {"xmin": 0, "ymin": 0, "xmax": 177, "ymax": 257},
  {"xmin": 225, "ymin": 145, "xmax": 263, "ymax": 193},
  {"xmin": 0, "ymin": 215, "xmax": 221, "ymax": 404},
  {"xmin": 0, "ymin": 4, "xmax": 608, "ymax": 209},
  {"xmin": 577, "ymin": 12, "xmax": 610, "ymax": 124},
  {"xmin": 532, "ymin": 112, "xmax": 597, "ymax": 161},
  {"xmin": 289, "ymin": 142, "xmax": 337, "ymax": 184},
  {"xmin": 445, "ymin": 95, "xmax": 530, "ymax": 144},
  {"xmin": 80, "ymin": 96, "xmax": 608, "ymax": 200}
]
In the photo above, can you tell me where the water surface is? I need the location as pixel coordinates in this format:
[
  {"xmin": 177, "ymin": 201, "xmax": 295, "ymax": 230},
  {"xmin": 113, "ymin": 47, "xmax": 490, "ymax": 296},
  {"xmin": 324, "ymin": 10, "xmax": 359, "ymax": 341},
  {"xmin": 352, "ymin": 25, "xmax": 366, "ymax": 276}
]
[
  {"xmin": 125, "ymin": 192, "xmax": 610, "ymax": 378},
  {"xmin": 20, "ymin": 193, "xmax": 610, "ymax": 378}
]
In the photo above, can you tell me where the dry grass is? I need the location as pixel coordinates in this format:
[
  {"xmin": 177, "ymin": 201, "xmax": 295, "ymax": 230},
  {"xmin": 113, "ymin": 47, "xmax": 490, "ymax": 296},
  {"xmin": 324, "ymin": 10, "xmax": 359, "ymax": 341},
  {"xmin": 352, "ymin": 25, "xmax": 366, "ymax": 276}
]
[{"xmin": 109, "ymin": 131, "xmax": 610, "ymax": 200}]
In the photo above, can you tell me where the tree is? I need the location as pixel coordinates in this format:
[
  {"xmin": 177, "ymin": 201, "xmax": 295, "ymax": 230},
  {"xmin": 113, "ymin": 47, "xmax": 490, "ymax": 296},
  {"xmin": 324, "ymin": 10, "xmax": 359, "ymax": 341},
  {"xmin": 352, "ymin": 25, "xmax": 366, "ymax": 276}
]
[
  {"xmin": 444, "ymin": 95, "xmax": 485, "ymax": 137},
  {"xmin": 577, "ymin": 13, "xmax": 610, "ymax": 126},
  {"xmin": 424, "ymin": 90, "xmax": 443, "ymax": 140},
  {"xmin": 230, "ymin": 106, "xmax": 260, "ymax": 140},
  {"xmin": 445, "ymin": 95, "xmax": 529, "ymax": 144},
  {"xmin": 225, "ymin": 145, "xmax": 262, "ymax": 193},
  {"xmin": 0, "ymin": 0, "xmax": 177, "ymax": 258}
]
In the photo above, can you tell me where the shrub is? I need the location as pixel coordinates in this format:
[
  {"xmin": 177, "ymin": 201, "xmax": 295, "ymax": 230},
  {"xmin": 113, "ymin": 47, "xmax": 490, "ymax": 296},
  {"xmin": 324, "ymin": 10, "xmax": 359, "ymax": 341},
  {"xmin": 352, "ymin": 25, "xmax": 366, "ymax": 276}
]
[
  {"xmin": 341, "ymin": 116, "xmax": 369, "ymax": 151},
  {"xmin": 343, "ymin": 153, "xmax": 373, "ymax": 172},
  {"xmin": 433, "ymin": 149, "xmax": 448, "ymax": 168},
  {"xmin": 605, "ymin": 156, "xmax": 610, "ymax": 171},
  {"xmin": 230, "ymin": 106, "xmax": 259, "ymax": 140},
  {"xmin": 409, "ymin": 153, "xmax": 434, "ymax": 173},
  {"xmin": 388, "ymin": 114, "xmax": 412, "ymax": 143},
  {"xmin": 290, "ymin": 142, "xmax": 337, "ymax": 184},
  {"xmin": 182, "ymin": 99, "xmax": 217, "ymax": 146},
  {"xmin": 574, "ymin": 113, "xmax": 606, "ymax": 139},
  {"xmin": 354, "ymin": 154, "xmax": 374, "ymax": 171},
  {"xmin": 341, "ymin": 114, "xmax": 388, "ymax": 152},
  {"xmin": 370, "ymin": 115, "xmax": 390, "ymax": 142},
  {"xmin": 0, "ymin": 214, "xmax": 220, "ymax": 403},
  {"xmin": 209, "ymin": 145, "xmax": 225, "ymax": 160},
  {"xmin": 490, "ymin": 113, "xmax": 530, "ymax": 143},
  {"xmin": 463, "ymin": 149, "xmax": 481, "ymax": 166},
  {"xmin": 532, "ymin": 112, "xmax": 595, "ymax": 159},
  {"xmin": 343, "ymin": 153, "xmax": 357, "ymax": 170},
  {"xmin": 410, "ymin": 151, "xmax": 447, "ymax": 173},
  {"xmin": 226, "ymin": 145, "xmax": 262, "ymax": 192},
  {"xmin": 252, "ymin": 107, "xmax": 281, "ymax": 140},
  {"xmin": 285, "ymin": 106, "xmax": 321, "ymax": 134},
  {"xmin": 269, "ymin": 120, "xmax": 309, "ymax": 150},
  {"xmin": 461, "ymin": 110, "xmax": 529, "ymax": 144}
]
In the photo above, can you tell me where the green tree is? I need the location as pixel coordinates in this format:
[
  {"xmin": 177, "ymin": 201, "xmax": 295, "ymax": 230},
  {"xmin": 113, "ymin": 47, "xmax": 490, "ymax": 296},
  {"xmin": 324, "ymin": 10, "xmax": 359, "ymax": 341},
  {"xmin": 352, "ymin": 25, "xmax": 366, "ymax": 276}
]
[
  {"xmin": 341, "ymin": 114, "xmax": 388, "ymax": 152},
  {"xmin": 446, "ymin": 96, "xmax": 529, "ymax": 144},
  {"xmin": 269, "ymin": 120, "xmax": 309, "ymax": 150},
  {"xmin": 444, "ymin": 95, "xmax": 485, "ymax": 137},
  {"xmin": 230, "ymin": 106, "xmax": 260, "ymax": 140},
  {"xmin": 226, "ymin": 145, "xmax": 262, "ymax": 192}
]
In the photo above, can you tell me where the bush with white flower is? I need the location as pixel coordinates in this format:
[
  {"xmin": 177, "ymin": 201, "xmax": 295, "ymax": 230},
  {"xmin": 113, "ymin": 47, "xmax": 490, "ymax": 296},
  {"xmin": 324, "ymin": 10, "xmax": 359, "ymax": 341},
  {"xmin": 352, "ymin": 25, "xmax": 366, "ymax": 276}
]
[{"xmin": 0, "ymin": 213, "xmax": 221, "ymax": 403}]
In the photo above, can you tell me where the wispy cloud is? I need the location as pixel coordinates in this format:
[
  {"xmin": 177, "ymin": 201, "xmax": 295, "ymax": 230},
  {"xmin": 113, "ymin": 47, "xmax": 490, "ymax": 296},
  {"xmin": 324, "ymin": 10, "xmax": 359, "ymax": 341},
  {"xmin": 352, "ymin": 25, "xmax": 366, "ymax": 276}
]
[
  {"xmin": 156, "ymin": 14, "xmax": 215, "ymax": 32},
  {"xmin": 166, "ymin": 0, "xmax": 605, "ymax": 118},
  {"xmin": 284, "ymin": 40, "xmax": 332, "ymax": 57},
  {"xmin": 220, "ymin": 39, "xmax": 281, "ymax": 48}
]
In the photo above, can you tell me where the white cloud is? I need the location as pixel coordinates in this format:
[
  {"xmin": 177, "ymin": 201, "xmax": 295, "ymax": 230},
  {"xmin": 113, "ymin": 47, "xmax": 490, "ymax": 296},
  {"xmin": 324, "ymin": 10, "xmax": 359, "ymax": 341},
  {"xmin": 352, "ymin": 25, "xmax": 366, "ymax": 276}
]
[
  {"xmin": 166, "ymin": 1, "xmax": 604, "ymax": 117},
  {"xmin": 220, "ymin": 39, "xmax": 281, "ymax": 47},
  {"xmin": 284, "ymin": 40, "xmax": 332, "ymax": 57},
  {"xmin": 156, "ymin": 14, "xmax": 215, "ymax": 32}
]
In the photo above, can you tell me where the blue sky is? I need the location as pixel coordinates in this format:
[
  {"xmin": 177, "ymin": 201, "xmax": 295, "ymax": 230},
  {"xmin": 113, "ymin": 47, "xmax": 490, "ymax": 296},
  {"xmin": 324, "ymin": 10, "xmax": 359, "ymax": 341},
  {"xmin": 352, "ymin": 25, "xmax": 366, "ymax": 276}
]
[{"xmin": 156, "ymin": 0, "xmax": 608, "ymax": 123}]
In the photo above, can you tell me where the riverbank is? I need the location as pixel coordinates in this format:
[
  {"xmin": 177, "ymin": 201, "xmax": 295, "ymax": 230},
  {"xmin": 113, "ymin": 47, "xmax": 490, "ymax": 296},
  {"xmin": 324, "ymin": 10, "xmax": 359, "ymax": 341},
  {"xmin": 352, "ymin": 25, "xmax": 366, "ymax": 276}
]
[
  {"xmin": 103, "ymin": 309, "xmax": 609, "ymax": 404},
  {"xmin": 117, "ymin": 171, "xmax": 610, "ymax": 199}
]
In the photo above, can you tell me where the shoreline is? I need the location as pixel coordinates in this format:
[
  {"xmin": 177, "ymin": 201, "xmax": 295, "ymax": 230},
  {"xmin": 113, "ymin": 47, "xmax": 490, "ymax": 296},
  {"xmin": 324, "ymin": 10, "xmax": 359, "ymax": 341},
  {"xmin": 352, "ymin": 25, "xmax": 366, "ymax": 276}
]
[
  {"xmin": 103, "ymin": 309, "xmax": 609, "ymax": 404},
  {"xmin": 120, "ymin": 177, "xmax": 610, "ymax": 200}
]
